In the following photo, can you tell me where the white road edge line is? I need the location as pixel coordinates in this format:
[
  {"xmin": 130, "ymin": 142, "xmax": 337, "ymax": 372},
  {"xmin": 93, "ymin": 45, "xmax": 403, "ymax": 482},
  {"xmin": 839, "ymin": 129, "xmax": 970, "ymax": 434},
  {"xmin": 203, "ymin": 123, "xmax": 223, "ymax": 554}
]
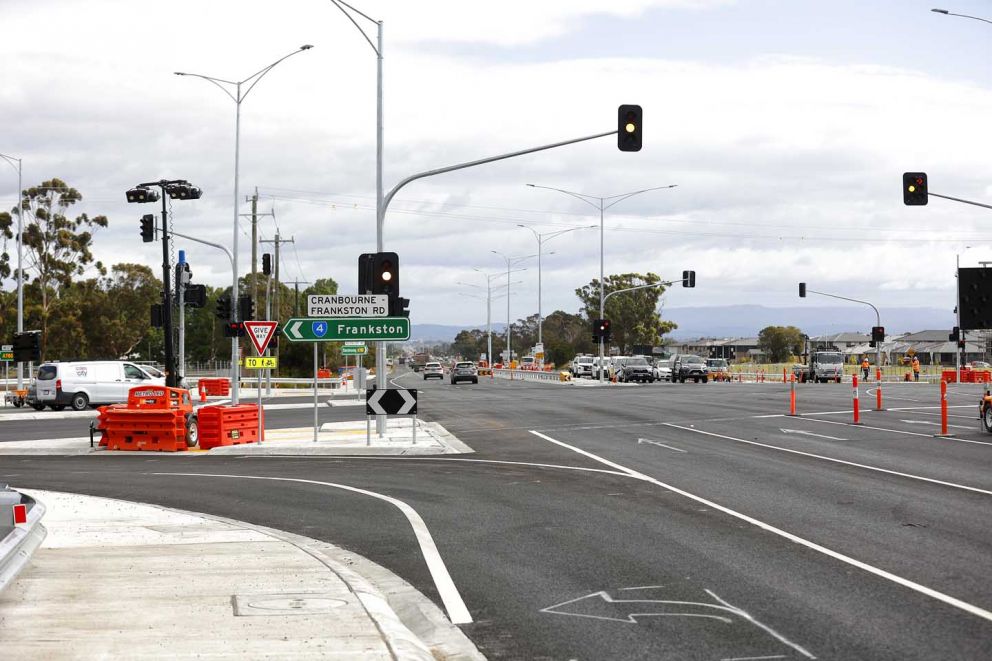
[
  {"xmin": 638, "ymin": 438, "xmax": 687, "ymax": 453},
  {"xmin": 152, "ymin": 472, "xmax": 472, "ymax": 624},
  {"xmin": 706, "ymin": 588, "xmax": 815, "ymax": 659},
  {"xmin": 801, "ymin": 417, "xmax": 992, "ymax": 446},
  {"xmin": 663, "ymin": 423, "xmax": 992, "ymax": 497},
  {"xmin": 527, "ymin": 430, "xmax": 992, "ymax": 625}
]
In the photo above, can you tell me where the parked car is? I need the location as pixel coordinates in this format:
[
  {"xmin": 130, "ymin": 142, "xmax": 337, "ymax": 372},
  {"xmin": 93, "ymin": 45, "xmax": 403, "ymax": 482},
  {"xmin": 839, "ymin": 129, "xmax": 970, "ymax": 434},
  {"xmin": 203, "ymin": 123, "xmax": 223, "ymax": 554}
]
[
  {"xmin": 34, "ymin": 361, "xmax": 167, "ymax": 411},
  {"xmin": 672, "ymin": 354, "xmax": 709, "ymax": 383},
  {"xmin": 422, "ymin": 362, "xmax": 444, "ymax": 380},
  {"xmin": 571, "ymin": 355, "xmax": 594, "ymax": 379},
  {"xmin": 652, "ymin": 357, "xmax": 673, "ymax": 382},
  {"xmin": 450, "ymin": 361, "xmax": 479, "ymax": 384},
  {"xmin": 706, "ymin": 358, "xmax": 731, "ymax": 382},
  {"xmin": 616, "ymin": 356, "xmax": 655, "ymax": 383}
]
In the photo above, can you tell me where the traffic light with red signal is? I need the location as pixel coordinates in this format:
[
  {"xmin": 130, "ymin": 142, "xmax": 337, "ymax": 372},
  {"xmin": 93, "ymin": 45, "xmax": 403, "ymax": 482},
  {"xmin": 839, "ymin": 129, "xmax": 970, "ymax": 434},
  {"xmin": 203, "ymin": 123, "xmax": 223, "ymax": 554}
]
[{"xmin": 903, "ymin": 172, "xmax": 928, "ymax": 205}]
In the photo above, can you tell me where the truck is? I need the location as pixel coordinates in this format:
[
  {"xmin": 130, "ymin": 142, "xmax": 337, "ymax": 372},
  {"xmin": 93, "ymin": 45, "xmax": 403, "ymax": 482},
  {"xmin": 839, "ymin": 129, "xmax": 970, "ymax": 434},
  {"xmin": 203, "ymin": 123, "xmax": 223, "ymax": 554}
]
[
  {"xmin": 792, "ymin": 345, "xmax": 845, "ymax": 383},
  {"xmin": 410, "ymin": 351, "xmax": 431, "ymax": 373}
]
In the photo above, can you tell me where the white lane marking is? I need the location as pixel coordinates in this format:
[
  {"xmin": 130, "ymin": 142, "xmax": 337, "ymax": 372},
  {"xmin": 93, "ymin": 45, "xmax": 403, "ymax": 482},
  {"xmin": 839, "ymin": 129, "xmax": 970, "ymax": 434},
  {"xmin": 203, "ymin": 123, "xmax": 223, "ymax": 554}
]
[
  {"xmin": 722, "ymin": 656, "xmax": 787, "ymax": 661},
  {"xmin": 239, "ymin": 455, "xmax": 633, "ymax": 478},
  {"xmin": 707, "ymin": 589, "xmax": 815, "ymax": 659},
  {"xmin": 802, "ymin": 417, "xmax": 992, "ymax": 446},
  {"xmin": 528, "ymin": 430, "xmax": 992, "ymax": 624},
  {"xmin": 152, "ymin": 472, "xmax": 472, "ymax": 624},
  {"xmin": 751, "ymin": 414, "xmax": 785, "ymax": 419},
  {"xmin": 665, "ymin": 423, "xmax": 992, "ymax": 497},
  {"xmin": 619, "ymin": 585, "xmax": 667, "ymax": 591},
  {"xmin": 900, "ymin": 419, "xmax": 975, "ymax": 431},
  {"xmin": 779, "ymin": 428, "xmax": 847, "ymax": 441},
  {"xmin": 884, "ymin": 405, "xmax": 973, "ymax": 411},
  {"xmin": 913, "ymin": 411, "xmax": 981, "ymax": 420},
  {"xmin": 638, "ymin": 438, "xmax": 687, "ymax": 453}
]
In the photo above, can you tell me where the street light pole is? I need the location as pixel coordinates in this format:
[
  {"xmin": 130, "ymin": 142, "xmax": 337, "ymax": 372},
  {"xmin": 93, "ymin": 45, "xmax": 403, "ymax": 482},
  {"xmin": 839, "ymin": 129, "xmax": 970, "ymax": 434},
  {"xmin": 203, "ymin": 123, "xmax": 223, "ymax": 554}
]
[
  {"xmin": 175, "ymin": 45, "xmax": 313, "ymax": 405},
  {"xmin": 527, "ymin": 183, "xmax": 678, "ymax": 383},
  {"xmin": 471, "ymin": 268, "xmax": 525, "ymax": 367},
  {"xmin": 491, "ymin": 252, "xmax": 536, "ymax": 365},
  {"xmin": 518, "ymin": 224, "xmax": 596, "ymax": 347},
  {"xmin": 0, "ymin": 153, "xmax": 23, "ymax": 389}
]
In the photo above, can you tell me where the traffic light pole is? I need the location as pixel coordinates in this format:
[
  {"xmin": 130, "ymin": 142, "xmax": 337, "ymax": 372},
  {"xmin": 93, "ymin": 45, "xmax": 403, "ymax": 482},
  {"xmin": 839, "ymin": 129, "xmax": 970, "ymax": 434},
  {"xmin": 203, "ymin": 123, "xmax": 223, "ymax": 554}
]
[
  {"xmin": 375, "ymin": 129, "xmax": 618, "ymax": 431},
  {"xmin": 803, "ymin": 288, "xmax": 882, "ymax": 383},
  {"xmin": 157, "ymin": 191, "xmax": 177, "ymax": 388}
]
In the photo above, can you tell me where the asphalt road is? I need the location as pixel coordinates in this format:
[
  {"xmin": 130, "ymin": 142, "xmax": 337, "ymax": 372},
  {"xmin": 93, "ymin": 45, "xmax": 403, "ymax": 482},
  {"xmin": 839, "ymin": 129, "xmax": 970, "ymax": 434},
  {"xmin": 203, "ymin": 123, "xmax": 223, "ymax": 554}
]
[{"xmin": 2, "ymin": 371, "xmax": 991, "ymax": 659}]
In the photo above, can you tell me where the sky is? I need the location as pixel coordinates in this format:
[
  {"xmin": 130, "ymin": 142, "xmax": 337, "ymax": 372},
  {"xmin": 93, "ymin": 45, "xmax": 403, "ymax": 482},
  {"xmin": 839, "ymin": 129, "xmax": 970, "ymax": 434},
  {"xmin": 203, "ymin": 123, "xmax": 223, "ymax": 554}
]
[{"xmin": 3, "ymin": 0, "xmax": 992, "ymax": 329}]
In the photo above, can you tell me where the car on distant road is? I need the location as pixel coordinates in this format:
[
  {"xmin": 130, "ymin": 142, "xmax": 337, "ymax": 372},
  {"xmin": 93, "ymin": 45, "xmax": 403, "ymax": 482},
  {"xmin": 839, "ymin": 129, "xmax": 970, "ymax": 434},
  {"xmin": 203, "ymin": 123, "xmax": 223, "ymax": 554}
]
[
  {"xmin": 571, "ymin": 355, "xmax": 594, "ymax": 379},
  {"xmin": 706, "ymin": 358, "xmax": 731, "ymax": 382},
  {"xmin": 422, "ymin": 362, "xmax": 444, "ymax": 380},
  {"xmin": 616, "ymin": 356, "xmax": 655, "ymax": 383},
  {"xmin": 672, "ymin": 354, "xmax": 709, "ymax": 383},
  {"xmin": 652, "ymin": 357, "xmax": 673, "ymax": 382},
  {"xmin": 450, "ymin": 361, "xmax": 479, "ymax": 385}
]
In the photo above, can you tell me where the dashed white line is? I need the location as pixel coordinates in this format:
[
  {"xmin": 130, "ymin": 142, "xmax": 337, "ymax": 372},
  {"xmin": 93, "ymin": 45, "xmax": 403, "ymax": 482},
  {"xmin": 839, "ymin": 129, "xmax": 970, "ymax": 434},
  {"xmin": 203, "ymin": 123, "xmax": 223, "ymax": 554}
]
[
  {"xmin": 152, "ymin": 472, "xmax": 472, "ymax": 624},
  {"xmin": 528, "ymin": 430, "xmax": 992, "ymax": 625},
  {"xmin": 638, "ymin": 438, "xmax": 687, "ymax": 453}
]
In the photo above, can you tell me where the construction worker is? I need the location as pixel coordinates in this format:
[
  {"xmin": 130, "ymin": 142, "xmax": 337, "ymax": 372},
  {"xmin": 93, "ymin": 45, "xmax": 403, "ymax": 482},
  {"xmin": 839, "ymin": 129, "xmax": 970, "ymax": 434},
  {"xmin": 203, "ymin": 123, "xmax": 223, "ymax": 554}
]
[
  {"xmin": 912, "ymin": 356, "xmax": 921, "ymax": 381},
  {"xmin": 861, "ymin": 356, "xmax": 870, "ymax": 382}
]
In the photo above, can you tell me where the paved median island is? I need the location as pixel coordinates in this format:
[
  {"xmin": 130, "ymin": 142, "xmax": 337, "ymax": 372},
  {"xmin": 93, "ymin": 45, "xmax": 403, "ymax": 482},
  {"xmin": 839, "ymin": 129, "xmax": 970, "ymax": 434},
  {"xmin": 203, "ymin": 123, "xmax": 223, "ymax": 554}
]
[{"xmin": 0, "ymin": 490, "xmax": 481, "ymax": 660}]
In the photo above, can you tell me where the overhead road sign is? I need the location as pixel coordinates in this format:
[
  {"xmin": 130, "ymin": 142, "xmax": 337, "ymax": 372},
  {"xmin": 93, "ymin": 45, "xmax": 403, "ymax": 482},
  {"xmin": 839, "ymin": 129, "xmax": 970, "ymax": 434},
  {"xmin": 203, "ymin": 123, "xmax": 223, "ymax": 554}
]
[
  {"xmin": 283, "ymin": 317, "xmax": 411, "ymax": 342},
  {"xmin": 307, "ymin": 295, "xmax": 388, "ymax": 318},
  {"xmin": 244, "ymin": 356, "xmax": 278, "ymax": 369},
  {"xmin": 243, "ymin": 321, "xmax": 278, "ymax": 355},
  {"xmin": 342, "ymin": 346, "xmax": 368, "ymax": 356},
  {"xmin": 366, "ymin": 388, "xmax": 417, "ymax": 415}
]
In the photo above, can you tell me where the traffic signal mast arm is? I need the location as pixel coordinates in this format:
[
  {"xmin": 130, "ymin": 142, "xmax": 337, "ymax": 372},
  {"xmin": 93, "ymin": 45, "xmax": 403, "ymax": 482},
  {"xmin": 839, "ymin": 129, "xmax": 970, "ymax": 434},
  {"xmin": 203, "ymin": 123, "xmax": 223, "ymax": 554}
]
[
  {"xmin": 927, "ymin": 191, "xmax": 992, "ymax": 212},
  {"xmin": 602, "ymin": 277, "xmax": 687, "ymax": 305},
  {"xmin": 799, "ymin": 285, "xmax": 882, "ymax": 369}
]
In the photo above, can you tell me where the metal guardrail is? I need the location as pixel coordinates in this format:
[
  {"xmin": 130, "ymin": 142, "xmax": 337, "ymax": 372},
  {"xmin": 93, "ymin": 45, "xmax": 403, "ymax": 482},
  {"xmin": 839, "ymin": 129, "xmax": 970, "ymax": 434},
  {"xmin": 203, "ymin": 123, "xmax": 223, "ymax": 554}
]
[
  {"xmin": 0, "ymin": 490, "xmax": 47, "ymax": 593},
  {"xmin": 492, "ymin": 368, "xmax": 566, "ymax": 383}
]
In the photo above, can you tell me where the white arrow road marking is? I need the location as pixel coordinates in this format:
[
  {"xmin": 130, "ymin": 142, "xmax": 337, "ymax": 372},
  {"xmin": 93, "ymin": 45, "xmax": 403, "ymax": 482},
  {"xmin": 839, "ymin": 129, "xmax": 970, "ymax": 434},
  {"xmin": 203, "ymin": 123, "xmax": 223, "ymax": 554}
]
[
  {"xmin": 900, "ymin": 419, "xmax": 974, "ymax": 431},
  {"xmin": 779, "ymin": 428, "xmax": 847, "ymax": 441},
  {"xmin": 287, "ymin": 320, "xmax": 303, "ymax": 339},
  {"xmin": 637, "ymin": 438, "xmax": 686, "ymax": 453},
  {"xmin": 152, "ymin": 472, "xmax": 472, "ymax": 624},
  {"xmin": 529, "ymin": 429, "xmax": 992, "ymax": 624}
]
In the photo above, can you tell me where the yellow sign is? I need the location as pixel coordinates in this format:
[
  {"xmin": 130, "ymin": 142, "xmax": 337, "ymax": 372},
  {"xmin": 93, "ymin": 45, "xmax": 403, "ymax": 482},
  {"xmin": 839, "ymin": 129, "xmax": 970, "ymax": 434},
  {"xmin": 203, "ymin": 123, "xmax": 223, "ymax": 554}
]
[{"xmin": 244, "ymin": 356, "xmax": 278, "ymax": 369}]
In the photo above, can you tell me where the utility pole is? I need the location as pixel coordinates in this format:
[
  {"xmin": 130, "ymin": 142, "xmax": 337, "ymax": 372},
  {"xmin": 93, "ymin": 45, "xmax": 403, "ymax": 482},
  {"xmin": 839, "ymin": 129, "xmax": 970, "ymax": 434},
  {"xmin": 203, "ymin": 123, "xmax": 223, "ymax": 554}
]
[
  {"xmin": 260, "ymin": 233, "xmax": 294, "ymax": 366},
  {"xmin": 284, "ymin": 280, "xmax": 311, "ymax": 317},
  {"xmin": 250, "ymin": 189, "xmax": 258, "ymax": 308}
]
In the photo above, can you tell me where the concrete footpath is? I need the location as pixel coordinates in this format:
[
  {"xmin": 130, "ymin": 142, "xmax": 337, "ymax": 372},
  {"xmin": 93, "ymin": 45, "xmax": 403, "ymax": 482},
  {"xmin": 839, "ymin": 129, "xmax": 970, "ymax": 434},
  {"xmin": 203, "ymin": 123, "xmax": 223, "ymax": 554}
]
[{"xmin": 0, "ymin": 490, "xmax": 482, "ymax": 660}]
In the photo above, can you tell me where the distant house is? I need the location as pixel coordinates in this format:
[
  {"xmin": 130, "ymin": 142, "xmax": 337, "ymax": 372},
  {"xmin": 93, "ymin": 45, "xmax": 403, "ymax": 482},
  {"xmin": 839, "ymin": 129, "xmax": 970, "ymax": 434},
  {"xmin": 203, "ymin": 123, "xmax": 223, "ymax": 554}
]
[
  {"xmin": 677, "ymin": 337, "xmax": 761, "ymax": 361},
  {"xmin": 810, "ymin": 332, "xmax": 870, "ymax": 350}
]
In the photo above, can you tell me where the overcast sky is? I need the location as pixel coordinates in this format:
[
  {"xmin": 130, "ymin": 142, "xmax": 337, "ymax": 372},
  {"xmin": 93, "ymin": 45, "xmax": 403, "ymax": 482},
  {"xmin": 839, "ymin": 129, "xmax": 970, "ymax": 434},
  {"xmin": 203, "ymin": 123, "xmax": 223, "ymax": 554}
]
[{"xmin": 3, "ymin": 0, "xmax": 992, "ymax": 327}]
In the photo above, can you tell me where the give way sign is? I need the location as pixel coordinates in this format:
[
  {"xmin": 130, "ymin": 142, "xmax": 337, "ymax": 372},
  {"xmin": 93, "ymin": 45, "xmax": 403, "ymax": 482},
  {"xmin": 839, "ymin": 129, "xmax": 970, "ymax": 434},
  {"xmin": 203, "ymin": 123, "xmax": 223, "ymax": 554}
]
[{"xmin": 243, "ymin": 321, "xmax": 279, "ymax": 355}]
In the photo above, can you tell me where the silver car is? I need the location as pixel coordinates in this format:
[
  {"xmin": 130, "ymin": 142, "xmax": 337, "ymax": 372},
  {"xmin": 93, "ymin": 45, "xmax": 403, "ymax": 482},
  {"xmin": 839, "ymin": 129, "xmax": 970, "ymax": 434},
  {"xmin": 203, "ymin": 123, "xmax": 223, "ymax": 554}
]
[
  {"xmin": 451, "ymin": 361, "xmax": 479, "ymax": 385},
  {"xmin": 423, "ymin": 362, "xmax": 444, "ymax": 380}
]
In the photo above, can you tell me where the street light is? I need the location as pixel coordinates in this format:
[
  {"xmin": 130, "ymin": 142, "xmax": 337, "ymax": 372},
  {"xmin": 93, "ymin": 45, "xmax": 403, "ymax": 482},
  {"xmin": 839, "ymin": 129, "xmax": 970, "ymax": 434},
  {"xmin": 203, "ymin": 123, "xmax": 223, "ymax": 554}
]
[
  {"xmin": 470, "ymin": 268, "xmax": 527, "ymax": 367},
  {"xmin": 491, "ymin": 251, "xmax": 537, "ymax": 365},
  {"xmin": 527, "ymin": 183, "xmax": 678, "ymax": 382},
  {"xmin": 0, "ymin": 152, "xmax": 23, "ymax": 389},
  {"xmin": 931, "ymin": 7, "xmax": 992, "ymax": 24},
  {"xmin": 517, "ymin": 224, "xmax": 596, "ymax": 349},
  {"xmin": 175, "ymin": 44, "xmax": 313, "ymax": 405}
]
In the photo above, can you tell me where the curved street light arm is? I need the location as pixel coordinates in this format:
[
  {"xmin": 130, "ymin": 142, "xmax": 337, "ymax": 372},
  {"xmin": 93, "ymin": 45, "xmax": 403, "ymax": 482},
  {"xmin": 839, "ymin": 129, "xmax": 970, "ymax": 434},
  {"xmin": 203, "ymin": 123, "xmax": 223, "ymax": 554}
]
[
  {"xmin": 169, "ymin": 229, "xmax": 235, "ymax": 273},
  {"xmin": 805, "ymin": 288, "xmax": 881, "ymax": 327},
  {"xmin": 174, "ymin": 73, "xmax": 239, "ymax": 102},
  {"xmin": 932, "ymin": 8, "xmax": 992, "ymax": 25},
  {"xmin": 603, "ymin": 184, "xmax": 678, "ymax": 211},
  {"xmin": 603, "ymin": 280, "xmax": 671, "ymax": 305},
  {"xmin": 526, "ymin": 183, "xmax": 604, "ymax": 210},
  {"xmin": 242, "ymin": 46, "xmax": 313, "ymax": 100},
  {"xmin": 328, "ymin": 0, "xmax": 380, "ymax": 54},
  {"xmin": 0, "ymin": 152, "xmax": 21, "ymax": 176}
]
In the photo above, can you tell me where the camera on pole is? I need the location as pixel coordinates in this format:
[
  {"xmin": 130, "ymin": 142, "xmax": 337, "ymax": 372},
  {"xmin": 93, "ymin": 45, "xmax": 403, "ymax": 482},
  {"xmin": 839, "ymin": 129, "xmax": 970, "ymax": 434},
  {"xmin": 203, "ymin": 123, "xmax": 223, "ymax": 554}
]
[{"xmin": 125, "ymin": 186, "xmax": 160, "ymax": 204}]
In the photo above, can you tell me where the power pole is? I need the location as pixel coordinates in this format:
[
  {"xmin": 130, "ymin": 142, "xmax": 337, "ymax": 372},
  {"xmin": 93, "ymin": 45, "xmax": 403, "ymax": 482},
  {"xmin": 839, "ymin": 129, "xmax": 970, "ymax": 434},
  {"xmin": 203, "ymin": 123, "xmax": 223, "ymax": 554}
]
[
  {"xmin": 260, "ymin": 233, "xmax": 294, "ymax": 365},
  {"xmin": 284, "ymin": 280, "xmax": 312, "ymax": 317},
  {"xmin": 250, "ymin": 189, "xmax": 258, "ymax": 308}
]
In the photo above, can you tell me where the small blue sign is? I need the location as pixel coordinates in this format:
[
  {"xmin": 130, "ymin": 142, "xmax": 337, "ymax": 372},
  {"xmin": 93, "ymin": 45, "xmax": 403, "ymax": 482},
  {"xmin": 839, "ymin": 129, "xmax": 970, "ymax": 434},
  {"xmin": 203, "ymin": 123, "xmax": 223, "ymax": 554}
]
[{"xmin": 312, "ymin": 321, "xmax": 328, "ymax": 338}]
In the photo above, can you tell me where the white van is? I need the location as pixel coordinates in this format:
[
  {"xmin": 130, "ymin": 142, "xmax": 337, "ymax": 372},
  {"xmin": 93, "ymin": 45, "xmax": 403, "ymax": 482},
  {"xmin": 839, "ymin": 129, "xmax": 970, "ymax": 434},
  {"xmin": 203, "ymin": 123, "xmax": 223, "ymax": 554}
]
[{"xmin": 34, "ymin": 361, "xmax": 166, "ymax": 411}]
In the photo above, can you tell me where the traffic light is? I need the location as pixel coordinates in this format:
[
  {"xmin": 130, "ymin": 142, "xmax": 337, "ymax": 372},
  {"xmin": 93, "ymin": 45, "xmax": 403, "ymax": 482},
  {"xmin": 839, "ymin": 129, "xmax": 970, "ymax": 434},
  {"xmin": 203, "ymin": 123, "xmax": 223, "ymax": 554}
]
[
  {"xmin": 215, "ymin": 295, "xmax": 232, "ymax": 320},
  {"xmin": 371, "ymin": 252, "xmax": 398, "ymax": 295},
  {"xmin": 592, "ymin": 318, "xmax": 612, "ymax": 340},
  {"xmin": 12, "ymin": 331, "xmax": 41, "ymax": 363},
  {"xmin": 262, "ymin": 253, "xmax": 272, "ymax": 276},
  {"xmin": 223, "ymin": 322, "xmax": 245, "ymax": 338},
  {"xmin": 799, "ymin": 282, "xmax": 806, "ymax": 298},
  {"xmin": 238, "ymin": 295, "xmax": 255, "ymax": 322},
  {"xmin": 949, "ymin": 326, "xmax": 960, "ymax": 342},
  {"xmin": 140, "ymin": 214, "xmax": 155, "ymax": 243},
  {"xmin": 871, "ymin": 326, "xmax": 885, "ymax": 343},
  {"xmin": 391, "ymin": 296, "xmax": 410, "ymax": 318},
  {"xmin": 903, "ymin": 172, "xmax": 928, "ymax": 206},
  {"xmin": 185, "ymin": 284, "xmax": 207, "ymax": 308},
  {"xmin": 682, "ymin": 270, "xmax": 696, "ymax": 288},
  {"xmin": 959, "ymin": 339, "xmax": 967, "ymax": 350},
  {"xmin": 150, "ymin": 303, "xmax": 164, "ymax": 328},
  {"xmin": 618, "ymin": 104, "xmax": 642, "ymax": 152},
  {"xmin": 125, "ymin": 186, "xmax": 160, "ymax": 204}
]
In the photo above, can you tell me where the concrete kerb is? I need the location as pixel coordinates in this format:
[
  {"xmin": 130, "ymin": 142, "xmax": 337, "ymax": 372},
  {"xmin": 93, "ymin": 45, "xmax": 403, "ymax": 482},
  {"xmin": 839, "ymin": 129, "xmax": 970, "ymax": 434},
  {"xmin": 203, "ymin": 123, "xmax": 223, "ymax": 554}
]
[{"xmin": 4, "ymin": 489, "xmax": 482, "ymax": 660}]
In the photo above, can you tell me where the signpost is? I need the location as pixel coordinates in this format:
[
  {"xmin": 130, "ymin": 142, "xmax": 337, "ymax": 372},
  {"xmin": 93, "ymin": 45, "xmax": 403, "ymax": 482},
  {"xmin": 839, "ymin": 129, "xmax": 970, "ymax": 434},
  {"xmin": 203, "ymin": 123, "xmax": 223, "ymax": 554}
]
[
  {"xmin": 365, "ymin": 388, "xmax": 418, "ymax": 446},
  {"xmin": 283, "ymin": 317, "xmax": 410, "ymax": 342},
  {"xmin": 243, "ymin": 321, "xmax": 278, "ymax": 444},
  {"xmin": 1, "ymin": 345, "xmax": 10, "ymax": 402}
]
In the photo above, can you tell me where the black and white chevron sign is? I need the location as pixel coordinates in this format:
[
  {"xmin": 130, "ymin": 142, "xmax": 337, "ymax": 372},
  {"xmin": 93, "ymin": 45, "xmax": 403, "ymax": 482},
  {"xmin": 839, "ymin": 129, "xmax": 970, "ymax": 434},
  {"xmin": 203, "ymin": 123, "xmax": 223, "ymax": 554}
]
[{"xmin": 366, "ymin": 388, "xmax": 418, "ymax": 415}]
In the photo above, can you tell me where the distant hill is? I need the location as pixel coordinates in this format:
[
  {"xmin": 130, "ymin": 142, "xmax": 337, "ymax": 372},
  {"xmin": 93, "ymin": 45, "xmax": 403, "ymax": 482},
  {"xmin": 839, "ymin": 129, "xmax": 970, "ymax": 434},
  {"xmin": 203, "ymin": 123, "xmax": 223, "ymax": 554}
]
[
  {"xmin": 664, "ymin": 305, "xmax": 955, "ymax": 339},
  {"xmin": 411, "ymin": 323, "xmax": 506, "ymax": 343}
]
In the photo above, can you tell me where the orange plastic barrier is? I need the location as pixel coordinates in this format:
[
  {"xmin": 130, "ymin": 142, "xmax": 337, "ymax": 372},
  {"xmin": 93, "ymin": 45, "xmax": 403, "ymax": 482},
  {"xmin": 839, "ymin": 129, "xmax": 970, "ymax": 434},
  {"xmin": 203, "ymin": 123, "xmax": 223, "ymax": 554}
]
[
  {"xmin": 198, "ymin": 378, "xmax": 231, "ymax": 398},
  {"xmin": 100, "ymin": 386, "xmax": 195, "ymax": 452},
  {"xmin": 317, "ymin": 368, "xmax": 332, "ymax": 379},
  {"xmin": 197, "ymin": 404, "xmax": 263, "ymax": 449}
]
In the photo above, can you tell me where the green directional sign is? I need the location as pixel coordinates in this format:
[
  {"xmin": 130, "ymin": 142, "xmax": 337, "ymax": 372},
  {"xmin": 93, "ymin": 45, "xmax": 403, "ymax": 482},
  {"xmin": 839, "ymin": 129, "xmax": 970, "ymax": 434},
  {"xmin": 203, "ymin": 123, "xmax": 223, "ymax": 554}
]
[
  {"xmin": 341, "ymin": 346, "xmax": 368, "ymax": 355},
  {"xmin": 283, "ymin": 317, "xmax": 410, "ymax": 342},
  {"xmin": 0, "ymin": 351, "xmax": 13, "ymax": 362}
]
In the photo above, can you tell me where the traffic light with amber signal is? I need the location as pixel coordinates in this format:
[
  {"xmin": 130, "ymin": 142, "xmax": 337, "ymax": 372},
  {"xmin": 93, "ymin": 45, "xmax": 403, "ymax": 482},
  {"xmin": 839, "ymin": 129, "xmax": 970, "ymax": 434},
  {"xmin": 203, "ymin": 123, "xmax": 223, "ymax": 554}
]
[
  {"xmin": 618, "ymin": 104, "xmax": 642, "ymax": 152},
  {"xmin": 682, "ymin": 270, "xmax": 696, "ymax": 288},
  {"xmin": 140, "ymin": 214, "xmax": 155, "ymax": 243},
  {"xmin": 903, "ymin": 172, "xmax": 928, "ymax": 205}
]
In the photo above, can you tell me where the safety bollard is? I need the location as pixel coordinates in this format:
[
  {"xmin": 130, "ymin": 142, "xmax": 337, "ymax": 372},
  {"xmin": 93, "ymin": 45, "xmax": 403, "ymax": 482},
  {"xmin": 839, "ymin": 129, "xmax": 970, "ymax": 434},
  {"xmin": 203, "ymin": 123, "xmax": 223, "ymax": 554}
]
[
  {"xmin": 788, "ymin": 373, "xmax": 797, "ymax": 416},
  {"xmin": 852, "ymin": 375, "xmax": 861, "ymax": 425},
  {"xmin": 876, "ymin": 367, "xmax": 883, "ymax": 411},
  {"xmin": 782, "ymin": 368, "xmax": 787, "ymax": 383},
  {"xmin": 939, "ymin": 379, "xmax": 949, "ymax": 436}
]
